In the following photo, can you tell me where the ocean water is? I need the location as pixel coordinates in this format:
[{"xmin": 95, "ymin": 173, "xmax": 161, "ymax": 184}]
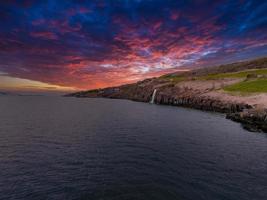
[{"xmin": 0, "ymin": 96, "xmax": 266, "ymax": 200}]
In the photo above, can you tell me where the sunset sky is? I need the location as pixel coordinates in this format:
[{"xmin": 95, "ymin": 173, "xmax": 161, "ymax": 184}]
[{"xmin": 0, "ymin": 0, "xmax": 267, "ymax": 92}]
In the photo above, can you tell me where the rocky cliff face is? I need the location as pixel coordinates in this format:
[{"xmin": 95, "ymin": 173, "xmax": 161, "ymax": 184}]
[
  {"xmin": 66, "ymin": 57, "xmax": 267, "ymax": 133},
  {"xmin": 66, "ymin": 78, "xmax": 267, "ymax": 132},
  {"xmin": 68, "ymin": 77, "xmax": 252, "ymax": 111},
  {"xmin": 227, "ymin": 109, "xmax": 267, "ymax": 132}
]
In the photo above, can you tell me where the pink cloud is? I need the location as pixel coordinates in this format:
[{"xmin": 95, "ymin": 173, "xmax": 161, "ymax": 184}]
[
  {"xmin": 30, "ymin": 31, "xmax": 58, "ymax": 40},
  {"xmin": 170, "ymin": 11, "xmax": 180, "ymax": 20}
]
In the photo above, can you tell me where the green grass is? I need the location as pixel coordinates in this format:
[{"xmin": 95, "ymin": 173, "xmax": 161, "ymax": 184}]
[
  {"xmin": 160, "ymin": 74, "xmax": 185, "ymax": 83},
  {"xmin": 224, "ymin": 79, "xmax": 267, "ymax": 93},
  {"xmin": 200, "ymin": 69, "xmax": 267, "ymax": 80}
]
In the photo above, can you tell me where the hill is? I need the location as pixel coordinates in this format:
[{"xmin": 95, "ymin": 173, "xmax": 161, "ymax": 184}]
[{"xmin": 67, "ymin": 57, "xmax": 267, "ymax": 132}]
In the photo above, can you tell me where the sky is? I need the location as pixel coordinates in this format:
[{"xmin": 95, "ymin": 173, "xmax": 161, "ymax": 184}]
[{"xmin": 0, "ymin": 0, "xmax": 267, "ymax": 92}]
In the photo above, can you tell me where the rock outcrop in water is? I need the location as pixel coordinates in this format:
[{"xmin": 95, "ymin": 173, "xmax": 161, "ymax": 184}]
[
  {"xmin": 226, "ymin": 109, "xmax": 267, "ymax": 132},
  {"xmin": 66, "ymin": 57, "xmax": 267, "ymax": 133}
]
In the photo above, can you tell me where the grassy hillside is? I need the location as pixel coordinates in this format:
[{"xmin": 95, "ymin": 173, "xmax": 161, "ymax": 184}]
[
  {"xmin": 200, "ymin": 69, "xmax": 267, "ymax": 80},
  {"xmin": 158, "ymin": 57, "xmax": 267, "ymax": 94},
  {"xmin": 190, "ymin": 56, "xmax": 267, "ymax": 76},
  {"xmin": 159, "ymin": 74, "xmax": 185, "ymax": 83},
  {"xmin": 224, "ymin": 79, "xmax": 267, "ymax": 93},
  {"xmin": 69, "ymin": 57, "xmax": 267, "ymax": 97},
  {"xmin": 162, "ymin": 57, "xmax": 267, "ymax": 78}
]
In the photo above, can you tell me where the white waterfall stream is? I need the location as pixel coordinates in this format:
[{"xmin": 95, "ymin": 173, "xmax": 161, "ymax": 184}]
[{"xmin": 150, "ymin": 89, "xmax": 157, "ymax": 104}]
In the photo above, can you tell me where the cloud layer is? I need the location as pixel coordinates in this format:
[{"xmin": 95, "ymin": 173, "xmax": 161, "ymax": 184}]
[{"xmin": 0, "ymin": 0, "xmax": 267, "ymax": 90}]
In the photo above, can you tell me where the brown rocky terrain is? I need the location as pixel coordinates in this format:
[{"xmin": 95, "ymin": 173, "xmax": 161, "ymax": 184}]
[{"xmin": 66, "ymin": 57, "xmax": 267, "ymax": 133}]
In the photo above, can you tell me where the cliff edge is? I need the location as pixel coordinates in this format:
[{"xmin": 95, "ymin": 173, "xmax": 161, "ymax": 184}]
[{"xmin": 66, "ymin": 57, "xmax": 267, "ymax": 132}]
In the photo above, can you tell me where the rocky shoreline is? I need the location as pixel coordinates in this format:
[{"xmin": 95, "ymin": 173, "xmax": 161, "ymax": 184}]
[
  {"xmin": 156, "ymin": 94, "xmax": 267, "ymax": 133},
  {"xmin": 66, "ymin": 57, "xmax": 267, "ymax": 133},
  {"xmin": 226, "ymin": 109, "xmax": 267, "ymax": 132},
  {"xmin": 66, "ymin": 80, "xmax": 267, "ymax": 133}
]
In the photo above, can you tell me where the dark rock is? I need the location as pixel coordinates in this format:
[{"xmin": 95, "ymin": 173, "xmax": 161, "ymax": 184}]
[
  {"xmin": 66, "ymin": 73, "xmax": 266, "ymax": 133},
  {"xmin": 226, "ymin": 109, "xmax": 267, "ymax": 132}
]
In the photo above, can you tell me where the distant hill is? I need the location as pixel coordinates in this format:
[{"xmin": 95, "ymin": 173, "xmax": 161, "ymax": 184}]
[
  {"xmin": 0, "ymin": 91, "xmax": 8, "ymax": 96},
  {"xmin": 0, "ymin": 91, "xmax": 46, "ymax": 96},
  {"xmin": 68, "ymin": 56, "xmax": 267, "ymax": 98},
  {"xmin": 164, "ymin": 56, "xmax": 267, "ymax": 78}
]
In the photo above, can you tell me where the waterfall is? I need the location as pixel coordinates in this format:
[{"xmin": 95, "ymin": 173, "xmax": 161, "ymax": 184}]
[{"xmin": 150, "ymin": 89, "xmax": 157, "ymax": 104}]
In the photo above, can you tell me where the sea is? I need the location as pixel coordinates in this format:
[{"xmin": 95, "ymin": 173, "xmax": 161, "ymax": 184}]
[{"xmin": 0, "ymin": 96, "xmax": 266, "ymax": 200}]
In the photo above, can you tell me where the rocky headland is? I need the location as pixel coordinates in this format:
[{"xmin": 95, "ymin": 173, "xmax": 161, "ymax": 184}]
[{"xmin": 66, "ymin": 57, "xmax": 267, "ymax": 132}]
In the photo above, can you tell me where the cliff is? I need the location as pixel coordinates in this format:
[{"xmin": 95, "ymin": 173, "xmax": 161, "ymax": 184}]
[{"xmin": 66, "ymin": 57, "xmax": 267, "ymax": 132}]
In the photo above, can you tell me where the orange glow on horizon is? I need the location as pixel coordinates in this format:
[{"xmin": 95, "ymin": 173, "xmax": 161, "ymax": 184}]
[{"xmin": 0, "ymin": 75, "xmax": 76, "ymax": 92}]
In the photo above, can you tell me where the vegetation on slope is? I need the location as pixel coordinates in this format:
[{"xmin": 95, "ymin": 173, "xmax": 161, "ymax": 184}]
[
  {"xmin": 160, "ymin": 74, "xmax": 185, "ymax": 83},
  {"xmin": 68, "ymin": 57, "xmax": 267, "ymax": 96},
  {"xmin": 160, "ymin": 57, "xmax": 267, "ymax": 81},
  {"xmin": 190, "ymin": 57, "xmax": 267, "ymax": 76},
  {"xmin": 224, "ymin": 79, "xmax": 267, "ymax": 93},
  {"xmin": 200, "ymin": 69, "xmax": 267, "ymax": 80}
]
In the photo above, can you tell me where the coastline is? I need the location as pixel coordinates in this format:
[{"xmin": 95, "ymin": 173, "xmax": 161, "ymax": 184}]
[
  {"xmin": 66, "ymin": 88, "xmax": 267, "ymax": 133},
  {"xmin": 66, "ymin": 57, "xmax": 267, "ymax": 133}
]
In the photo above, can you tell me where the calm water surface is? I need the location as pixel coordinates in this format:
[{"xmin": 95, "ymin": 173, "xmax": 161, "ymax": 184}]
[{"xmin": 0, "ymin": 96, "xmax": 266, "ymax": 200}]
